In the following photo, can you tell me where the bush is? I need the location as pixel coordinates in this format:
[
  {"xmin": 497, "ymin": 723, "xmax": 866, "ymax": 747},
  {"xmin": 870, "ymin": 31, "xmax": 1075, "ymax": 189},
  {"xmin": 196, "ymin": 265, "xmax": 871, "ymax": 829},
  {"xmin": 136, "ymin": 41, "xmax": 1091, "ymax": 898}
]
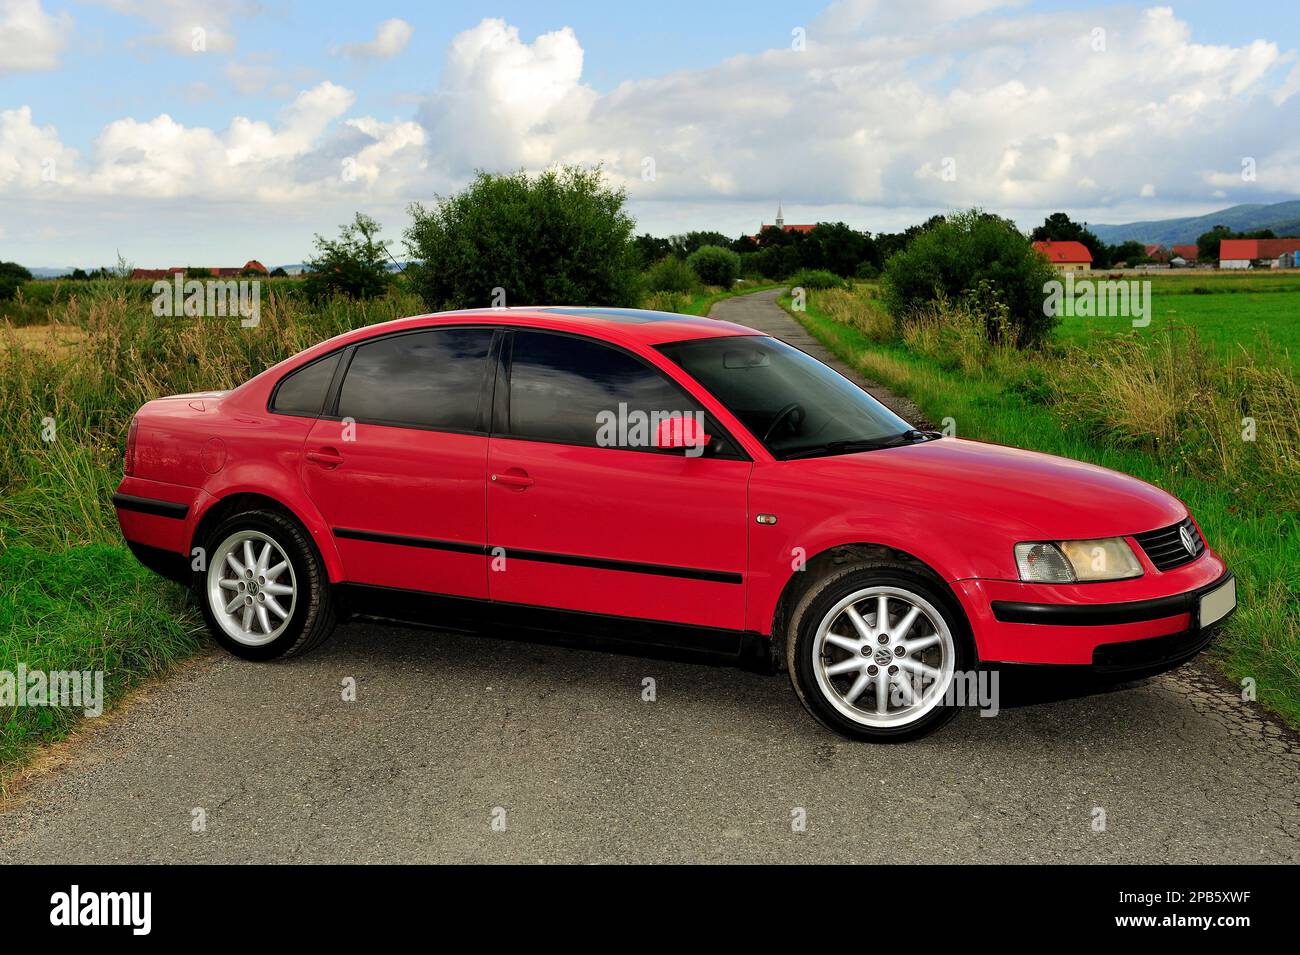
[
  {"xmin": 790, "ymin": 268, "xmax": 844, "ymax": 290},
  {"xmin": 685, "ymin": 245, "xmax": 741, "ymax": 287},
  {"xmin": 404, "ymin": 165, "xmax": 639, "ymax": 310},
  {"xmin": 303, "ymin": 212, "xmax": 392, "ymax": 302},
  {"xmin": 0, "ymin": 275, "xmax": 19, "ymax": 302},
  {"xmin": 882, "ymin": 209, "xmax": 1059, "ymax": 347},
  {"xmin": 643, "ymin": 256, "xmax": 698, "ymax": 293},
  {"xmin": 0, "ymin": 261, "xmax": 32, "ymax": 283}
]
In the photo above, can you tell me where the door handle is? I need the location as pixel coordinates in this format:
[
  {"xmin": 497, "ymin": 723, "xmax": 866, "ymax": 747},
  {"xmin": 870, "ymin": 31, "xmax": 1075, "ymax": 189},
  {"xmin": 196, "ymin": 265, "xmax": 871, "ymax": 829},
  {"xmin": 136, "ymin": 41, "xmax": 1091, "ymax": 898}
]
[
  {"xmin": 491, "ymin": 469, "xmax": 533, "ymax": 490},
  {"xmin": 305, "ymin": 447, "xmax": 344, "ymax": 468}
]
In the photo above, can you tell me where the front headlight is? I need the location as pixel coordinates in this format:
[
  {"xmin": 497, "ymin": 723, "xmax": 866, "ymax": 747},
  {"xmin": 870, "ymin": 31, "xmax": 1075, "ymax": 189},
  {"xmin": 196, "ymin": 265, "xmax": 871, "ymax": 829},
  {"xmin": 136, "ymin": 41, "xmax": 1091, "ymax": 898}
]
[{"xmin": 1015, "ymin": 538, "xmax": 1143, "ymax": 583}]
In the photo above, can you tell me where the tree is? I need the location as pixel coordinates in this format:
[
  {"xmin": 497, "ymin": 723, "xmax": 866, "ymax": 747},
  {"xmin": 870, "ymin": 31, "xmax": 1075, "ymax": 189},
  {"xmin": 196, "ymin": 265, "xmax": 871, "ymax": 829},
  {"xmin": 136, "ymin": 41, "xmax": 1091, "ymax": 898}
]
[
  {"xmin": 686, "ymin": 245, "xmax": 741, "ymax": 287},
  {"xmin": 1108, "ymin": 240, "xmax": 1148, "ymax": 267},
  {"xmin": 304, "ymin": 212, "xmax": 392, "ymax": 301},
  {"xmin": 404, "ymin": 166, "xmax": 639, "ymax": 310},
  {"xmin": 0, "ymin": 261, "xmax": 32, "ymax": 283},
  {"xmin": 668, "ymin": 231, "xmax": 732, "ymax": 258},
  {"xmin": 798, "ymin": 222, "xmax": 870, "ymax": 277},
  {"xmin": 882, "ymin": 209, "xmax": 1059, "ymax": 347},
  {"xmin": 633, "ymin": 233, "xmax": 672, "ymax": 269},
  {"xmin": 269, "ymin": 267, "xmax": 289, "ymax": 278}
]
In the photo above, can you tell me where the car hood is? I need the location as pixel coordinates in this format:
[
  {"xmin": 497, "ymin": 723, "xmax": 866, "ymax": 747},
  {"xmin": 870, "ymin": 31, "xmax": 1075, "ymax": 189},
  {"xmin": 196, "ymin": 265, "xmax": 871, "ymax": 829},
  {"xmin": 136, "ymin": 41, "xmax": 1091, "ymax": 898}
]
[{"xmin": 792, "ymin": 437, "xmax": 1186, "ymax": 541}]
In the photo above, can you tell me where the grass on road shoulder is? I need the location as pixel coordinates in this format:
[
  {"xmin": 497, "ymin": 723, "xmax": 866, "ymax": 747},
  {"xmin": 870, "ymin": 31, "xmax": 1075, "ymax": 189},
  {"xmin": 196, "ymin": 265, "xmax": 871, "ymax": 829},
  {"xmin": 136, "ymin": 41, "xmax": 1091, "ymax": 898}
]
[{"xmin": 0, "ymin": 542, "xmax": 202, "ymax": 781}]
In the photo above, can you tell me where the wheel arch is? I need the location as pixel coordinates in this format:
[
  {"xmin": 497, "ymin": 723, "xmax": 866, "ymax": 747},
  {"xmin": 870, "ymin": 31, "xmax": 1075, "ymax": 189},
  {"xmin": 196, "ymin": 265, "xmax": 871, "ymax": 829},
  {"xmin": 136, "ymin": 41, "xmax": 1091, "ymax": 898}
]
[
  {"xmin": 190, "ymin": 490, "xmax": 343, "ymax": 582},
  {"xmin": 767, "ymin": 542, "xmax": 972, "ymax": 670}
]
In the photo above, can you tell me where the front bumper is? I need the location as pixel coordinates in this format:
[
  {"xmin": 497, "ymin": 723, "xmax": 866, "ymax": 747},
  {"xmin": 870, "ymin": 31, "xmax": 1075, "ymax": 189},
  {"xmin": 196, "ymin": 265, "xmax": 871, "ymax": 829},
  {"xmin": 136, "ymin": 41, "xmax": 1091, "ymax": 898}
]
[{"xmin": 953, "ymin": 551, "xmax": 1234, "ymax": 667}]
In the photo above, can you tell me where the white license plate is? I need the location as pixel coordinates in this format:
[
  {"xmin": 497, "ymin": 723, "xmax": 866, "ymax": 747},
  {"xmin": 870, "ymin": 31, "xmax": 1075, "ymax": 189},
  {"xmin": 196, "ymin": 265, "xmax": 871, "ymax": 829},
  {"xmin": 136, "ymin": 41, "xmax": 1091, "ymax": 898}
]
[{"xmin": 1199, "ymin": 578, "xmax": 1236, "ymax": 627}]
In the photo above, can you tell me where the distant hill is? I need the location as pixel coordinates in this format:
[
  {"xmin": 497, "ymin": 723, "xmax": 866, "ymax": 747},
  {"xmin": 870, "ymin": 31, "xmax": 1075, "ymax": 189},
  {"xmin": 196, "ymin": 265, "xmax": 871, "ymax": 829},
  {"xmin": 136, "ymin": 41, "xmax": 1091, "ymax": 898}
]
[{"xmin": 1089, "ymin": 200, "xmax": 1300, "ymax": 245}]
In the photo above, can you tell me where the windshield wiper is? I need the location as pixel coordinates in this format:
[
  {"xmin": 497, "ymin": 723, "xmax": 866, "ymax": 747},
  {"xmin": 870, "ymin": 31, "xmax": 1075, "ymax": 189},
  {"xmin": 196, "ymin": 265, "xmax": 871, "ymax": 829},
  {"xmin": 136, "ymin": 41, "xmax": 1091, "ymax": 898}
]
[{"xmin": 780, "ymin": 429, "xmax": 940, "ymax": 460}]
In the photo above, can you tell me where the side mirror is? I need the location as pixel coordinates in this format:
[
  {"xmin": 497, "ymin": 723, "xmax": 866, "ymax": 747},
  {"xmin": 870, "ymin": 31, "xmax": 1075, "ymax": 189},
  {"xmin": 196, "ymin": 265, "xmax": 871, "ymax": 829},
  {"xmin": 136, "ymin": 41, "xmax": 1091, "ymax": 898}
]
[{"xmin": 654, "ymin": 415, "xmax": 710, "ymax": 452}]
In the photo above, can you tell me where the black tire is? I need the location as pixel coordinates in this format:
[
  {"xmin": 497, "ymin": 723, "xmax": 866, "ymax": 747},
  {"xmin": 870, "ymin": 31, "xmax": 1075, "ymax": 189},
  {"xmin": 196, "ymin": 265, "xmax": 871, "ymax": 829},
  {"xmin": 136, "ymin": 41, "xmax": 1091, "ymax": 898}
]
[
  {"xmin": 195, "ymin": 508, "xmax": 337, "ymax": 661},
  {"xmin": 785, "ymin": 560, "xmax": 974, "ymax": 742}
]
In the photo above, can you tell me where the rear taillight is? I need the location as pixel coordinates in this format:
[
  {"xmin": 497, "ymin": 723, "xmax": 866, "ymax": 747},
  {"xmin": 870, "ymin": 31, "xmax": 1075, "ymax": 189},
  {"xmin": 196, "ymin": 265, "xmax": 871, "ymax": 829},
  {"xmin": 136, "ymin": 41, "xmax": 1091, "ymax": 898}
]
[{"xmin": 124, "ymin": 417, "xmax": 139, "ymax": 476}]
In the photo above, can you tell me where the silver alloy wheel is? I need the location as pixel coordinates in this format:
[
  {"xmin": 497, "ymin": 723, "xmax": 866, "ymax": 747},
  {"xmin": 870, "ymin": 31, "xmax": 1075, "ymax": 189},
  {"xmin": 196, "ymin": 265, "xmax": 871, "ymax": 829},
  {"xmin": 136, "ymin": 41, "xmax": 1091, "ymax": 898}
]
[
  {"xmin": 206, "ymin": 529, "xmax": 297, "ymax": 647},
  {"xmin": 812, "ymin": 586, "xmax": 955, "ymax": 728}
]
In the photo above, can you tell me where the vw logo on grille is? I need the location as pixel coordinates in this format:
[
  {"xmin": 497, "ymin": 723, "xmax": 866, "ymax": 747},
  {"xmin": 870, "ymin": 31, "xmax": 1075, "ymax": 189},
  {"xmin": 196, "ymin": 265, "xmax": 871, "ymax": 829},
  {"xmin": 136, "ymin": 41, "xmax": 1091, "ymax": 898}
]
[{"xmin": 1179, "ymin": 524, "xmax": 1196, "ymax": 555}]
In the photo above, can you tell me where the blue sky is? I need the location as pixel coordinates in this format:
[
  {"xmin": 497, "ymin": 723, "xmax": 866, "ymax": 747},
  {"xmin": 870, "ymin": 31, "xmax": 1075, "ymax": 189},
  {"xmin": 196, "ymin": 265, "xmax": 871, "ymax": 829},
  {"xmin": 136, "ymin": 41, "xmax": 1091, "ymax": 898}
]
[{"xmin": 3, "ymin": 1, "xmax": 1300, "ymax": 267}]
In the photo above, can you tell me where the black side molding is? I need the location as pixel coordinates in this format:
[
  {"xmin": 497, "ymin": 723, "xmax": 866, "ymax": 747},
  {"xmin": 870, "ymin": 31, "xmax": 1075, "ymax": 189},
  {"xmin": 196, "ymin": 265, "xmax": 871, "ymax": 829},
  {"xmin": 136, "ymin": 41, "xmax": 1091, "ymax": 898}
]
[
  {"xmin": 334, "ymin": 528, "xmax": 484, "ymax": 555},
  {"xmin": 332, "ymin": 528, "xmax": 742, "ymax": 585},
  {"xmin": 991, "ymin": 571, "xmax": 1234, "ymax": 627},
  {"xmin": 113, "ymin": 493, "xmax": 189, "ymax": 520}
]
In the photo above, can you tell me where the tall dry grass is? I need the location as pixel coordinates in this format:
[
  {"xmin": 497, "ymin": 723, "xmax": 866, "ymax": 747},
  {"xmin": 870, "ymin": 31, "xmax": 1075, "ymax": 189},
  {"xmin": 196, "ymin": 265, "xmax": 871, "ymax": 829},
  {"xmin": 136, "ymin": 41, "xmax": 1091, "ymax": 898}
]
[{"xmin": 0, "ymin": 286, "xmax": 423, "ymax": 549}]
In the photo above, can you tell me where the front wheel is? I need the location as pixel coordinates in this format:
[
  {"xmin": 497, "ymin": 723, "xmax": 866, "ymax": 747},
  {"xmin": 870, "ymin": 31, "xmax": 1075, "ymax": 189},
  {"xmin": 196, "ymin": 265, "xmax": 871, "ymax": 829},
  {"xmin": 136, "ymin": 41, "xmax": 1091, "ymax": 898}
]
[
  {"xmin": 197, "ymin": 509, "xmax": 337, "ymax": 661},
  {"xmin": 786, "ymin": 561, "xmax": 973, "ymax": 741}
]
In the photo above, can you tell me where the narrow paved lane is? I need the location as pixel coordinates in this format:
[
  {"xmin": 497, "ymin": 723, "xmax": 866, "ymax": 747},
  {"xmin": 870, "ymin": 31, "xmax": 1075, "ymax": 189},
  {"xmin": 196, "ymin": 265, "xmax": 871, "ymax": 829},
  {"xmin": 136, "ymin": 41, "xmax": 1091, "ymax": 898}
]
[
  {"xmin": 710, "ymin": 287, "xmax": 931, "ymax": 427},
  {"xmin": 1, "ymin": 291, "xmax": 1296, "ymax": 864}
]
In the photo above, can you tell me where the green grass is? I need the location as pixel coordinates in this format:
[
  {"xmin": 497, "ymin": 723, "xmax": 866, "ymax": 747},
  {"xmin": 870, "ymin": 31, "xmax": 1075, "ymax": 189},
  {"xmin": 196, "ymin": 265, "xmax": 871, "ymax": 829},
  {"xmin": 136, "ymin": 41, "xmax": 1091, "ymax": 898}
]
[
  {"xmin": 1057, "ymin": 289, "xmax": 1300, "ymax": 370},
  {"xmin": 782, "ymin": 291, "xmax": 1300, "ymax": 728},
  {"xmin": 0, "ymin": 542, "xmax": 201, "ymax": 776}
]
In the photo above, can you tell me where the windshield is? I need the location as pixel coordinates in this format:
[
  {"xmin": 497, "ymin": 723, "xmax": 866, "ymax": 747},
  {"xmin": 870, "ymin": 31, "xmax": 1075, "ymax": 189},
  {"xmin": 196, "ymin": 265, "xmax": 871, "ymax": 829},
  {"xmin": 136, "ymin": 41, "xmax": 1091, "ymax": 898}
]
[{"xmin": 656, "ymin": 336, "xmax": 917, "ymax": 459}]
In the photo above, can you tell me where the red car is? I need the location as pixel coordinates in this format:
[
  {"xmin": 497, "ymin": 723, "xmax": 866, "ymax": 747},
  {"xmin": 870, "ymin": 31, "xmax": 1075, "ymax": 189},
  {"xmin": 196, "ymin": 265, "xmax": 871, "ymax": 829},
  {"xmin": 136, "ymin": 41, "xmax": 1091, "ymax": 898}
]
[{"xmin": 114, "ymin": 307, "xmax": 1236, "ymax": 740}]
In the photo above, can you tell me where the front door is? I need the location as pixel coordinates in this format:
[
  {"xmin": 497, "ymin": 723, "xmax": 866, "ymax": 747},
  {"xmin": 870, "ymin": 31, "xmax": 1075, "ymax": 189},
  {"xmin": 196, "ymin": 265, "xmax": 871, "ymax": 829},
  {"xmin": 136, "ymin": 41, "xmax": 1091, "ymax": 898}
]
[{"xmin": 486, "ymin": 330, "xmax": 751, "ymax": 632}]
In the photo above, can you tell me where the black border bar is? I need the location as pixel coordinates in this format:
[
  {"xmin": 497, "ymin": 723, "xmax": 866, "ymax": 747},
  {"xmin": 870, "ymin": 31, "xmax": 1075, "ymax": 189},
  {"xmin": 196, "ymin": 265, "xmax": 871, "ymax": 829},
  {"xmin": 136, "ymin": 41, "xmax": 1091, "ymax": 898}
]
[
  {"xmin": 112, "ymin": 493, "xmax": 189, "ymax": 520},
  {"xmin": 332, "ymin": 527, "xmax": 743, "ymax": 584},
  {"xmin": 991, "ymin": 571, "xmax": 1234, "ymax": 626}
]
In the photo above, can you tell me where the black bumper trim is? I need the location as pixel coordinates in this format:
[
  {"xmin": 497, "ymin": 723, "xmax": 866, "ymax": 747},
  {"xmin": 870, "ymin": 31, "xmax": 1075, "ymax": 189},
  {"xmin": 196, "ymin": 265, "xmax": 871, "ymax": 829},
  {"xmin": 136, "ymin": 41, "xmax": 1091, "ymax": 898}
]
[
  {"xmin": 125, "ymin": 540, "xmax": 191, "ymax": 585},
  {"xmin": 990, "ymin": 571, "xmax": 1234, "ymax": 627},
  {"xmin": 113, "ymin": 493, "xmax": 189, "ymax": 520}
]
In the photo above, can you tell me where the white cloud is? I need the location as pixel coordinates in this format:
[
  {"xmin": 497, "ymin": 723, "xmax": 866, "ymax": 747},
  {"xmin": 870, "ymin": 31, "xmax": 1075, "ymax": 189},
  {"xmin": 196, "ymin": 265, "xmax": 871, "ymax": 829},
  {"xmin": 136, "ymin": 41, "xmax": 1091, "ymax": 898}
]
[
  {"xmin": 0, "ymin": 0, "xmax": 71, "ymax": 73},
  {"xmin": 0, "ymin": 106, "xmax": 80, "ymax": 189},
  {"xmin": 91, "ymin": 0, "xmax": 255, "ymax": 54},
  {"xmin": 418, "ymin": 19, "xmax": 596, "ymax": 173},
  {"xmin": 337, "ymin": 18, "xmax": 413, "ymax": 62},
  {"xmin": 399, "ymin": 7, "xmax": 1295, "ymax": 218}
]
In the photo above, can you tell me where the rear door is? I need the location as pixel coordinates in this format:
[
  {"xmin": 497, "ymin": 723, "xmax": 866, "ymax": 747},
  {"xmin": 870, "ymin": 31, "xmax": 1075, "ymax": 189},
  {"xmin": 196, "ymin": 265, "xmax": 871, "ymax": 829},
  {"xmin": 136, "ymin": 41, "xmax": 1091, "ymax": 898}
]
[
  {"xmin": 300, "ymin": 326, "xmax": 496, "ymax": 598},
  {"xmin": 486, "ymin": 329, "xmax": 751, "ymax": 632}
]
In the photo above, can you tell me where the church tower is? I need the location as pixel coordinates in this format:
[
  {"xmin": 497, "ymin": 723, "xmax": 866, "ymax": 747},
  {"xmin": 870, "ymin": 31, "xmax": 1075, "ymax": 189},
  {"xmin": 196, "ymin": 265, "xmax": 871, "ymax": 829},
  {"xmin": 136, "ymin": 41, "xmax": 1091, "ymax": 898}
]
[{"xmin": 775, "ymin": 203, "xmax": 784, "ymax": 229}]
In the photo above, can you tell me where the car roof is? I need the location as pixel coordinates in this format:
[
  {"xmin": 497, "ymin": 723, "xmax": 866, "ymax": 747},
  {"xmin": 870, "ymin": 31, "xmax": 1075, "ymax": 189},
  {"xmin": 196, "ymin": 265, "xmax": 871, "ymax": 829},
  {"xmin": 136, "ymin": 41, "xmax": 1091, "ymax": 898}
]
[{"xmin": 334, "ymin": 306, "xmax": 764, "ymax": 350}]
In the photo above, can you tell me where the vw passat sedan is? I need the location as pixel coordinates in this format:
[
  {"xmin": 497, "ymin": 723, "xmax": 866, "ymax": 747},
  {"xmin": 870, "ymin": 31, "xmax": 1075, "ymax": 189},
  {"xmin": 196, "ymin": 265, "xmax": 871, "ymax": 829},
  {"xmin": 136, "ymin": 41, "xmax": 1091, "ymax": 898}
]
[{"xmin": 114, "ymin": 307, "xmax": 1236, "ymax": 740}]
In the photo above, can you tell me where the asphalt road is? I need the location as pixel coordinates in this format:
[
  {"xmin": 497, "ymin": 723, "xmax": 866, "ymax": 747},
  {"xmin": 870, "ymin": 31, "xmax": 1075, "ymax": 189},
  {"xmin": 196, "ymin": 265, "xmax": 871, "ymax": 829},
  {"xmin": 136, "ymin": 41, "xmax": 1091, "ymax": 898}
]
[{"xmin": 1, "ymin": 290, "xmax": 1296, "ymax": 863}]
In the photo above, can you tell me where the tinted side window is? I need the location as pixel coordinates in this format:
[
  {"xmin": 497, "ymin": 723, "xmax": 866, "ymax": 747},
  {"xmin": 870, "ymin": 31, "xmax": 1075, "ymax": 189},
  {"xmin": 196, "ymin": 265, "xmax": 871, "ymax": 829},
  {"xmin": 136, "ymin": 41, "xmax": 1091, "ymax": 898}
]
[
  {"xmin": 506, "ymin": 331, "xmax": 736, "ymax": 456},
  {"xmin": 337, "ymin": 328, "xmax": 493, "ymax": 430},
  {"xmin": 272, "ymin": 352, "xmax": 340, "ymax": 417}
]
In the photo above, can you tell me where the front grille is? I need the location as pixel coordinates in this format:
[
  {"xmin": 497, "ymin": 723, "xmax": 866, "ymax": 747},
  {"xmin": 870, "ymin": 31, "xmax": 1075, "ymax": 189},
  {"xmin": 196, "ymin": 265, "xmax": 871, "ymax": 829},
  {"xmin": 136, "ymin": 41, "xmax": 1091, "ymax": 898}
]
[{"xmin": 1133, "ymin": 517, "xmax": 1204, "ymax": 572}]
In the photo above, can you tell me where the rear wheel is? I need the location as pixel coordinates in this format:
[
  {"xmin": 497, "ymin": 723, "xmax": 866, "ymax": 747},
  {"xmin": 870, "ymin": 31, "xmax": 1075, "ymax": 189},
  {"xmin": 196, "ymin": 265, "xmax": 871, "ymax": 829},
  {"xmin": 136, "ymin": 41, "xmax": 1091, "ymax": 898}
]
[
  {"xmin": 197, "ymin": 509, "xmax": 336, "ymax": 660},
  {"xmin": 786, "ymin": 561, "xmax": 973, "ymax": 741}
]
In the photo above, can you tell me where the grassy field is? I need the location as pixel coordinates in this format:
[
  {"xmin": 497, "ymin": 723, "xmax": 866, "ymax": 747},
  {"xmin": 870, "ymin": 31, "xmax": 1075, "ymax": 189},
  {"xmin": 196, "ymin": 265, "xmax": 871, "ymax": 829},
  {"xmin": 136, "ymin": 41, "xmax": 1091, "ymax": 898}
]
[
  {"xmin": 781, "ymin": 284, "xmax": 1300, "ymax": 727},
  {"xmin": 1056, "ymin": 279, "xmax": 1300, "ymax": 370}
]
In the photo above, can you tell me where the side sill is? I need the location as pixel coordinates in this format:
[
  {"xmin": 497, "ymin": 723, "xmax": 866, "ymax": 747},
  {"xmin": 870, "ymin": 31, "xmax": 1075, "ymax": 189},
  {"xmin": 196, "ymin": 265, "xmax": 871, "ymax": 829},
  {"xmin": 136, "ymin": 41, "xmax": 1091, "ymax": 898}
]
[{"xmin": 337, "ymin": 582, "xmax": 774, "ymax": 673}]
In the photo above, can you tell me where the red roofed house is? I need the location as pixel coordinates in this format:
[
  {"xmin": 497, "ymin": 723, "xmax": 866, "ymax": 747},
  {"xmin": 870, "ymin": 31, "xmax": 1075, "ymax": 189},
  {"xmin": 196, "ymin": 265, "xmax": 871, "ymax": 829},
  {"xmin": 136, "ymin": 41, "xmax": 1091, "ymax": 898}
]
[
  {"xmin": 1144, "ymin": 244, "xmax": 1169, "ymax": 263},
  {"xmin": 132, "ymin": 260, "xmax": 269, "ymax": 280},
  {"xmin": 1171, "ymin": 244, "xmax": 1199, "ymax": 263},
  {"xmin": 1033, "ymin": 240, "xmax": 1092, "ymax": 271},
  {"xmin": 752, "ymin": 205, "xmax": 816, "ymax": 241},
  {"xmin": 1219, "ymin": 238, "xmax": 1300, "ymax": 270}
]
